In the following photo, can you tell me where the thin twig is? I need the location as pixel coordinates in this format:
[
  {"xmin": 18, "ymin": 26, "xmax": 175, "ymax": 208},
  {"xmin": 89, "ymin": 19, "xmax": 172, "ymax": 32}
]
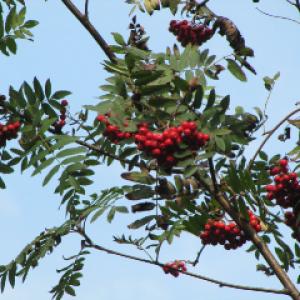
[
  {"xmin": 61, "ymin": 0, "xmax": 116, "ymax": 62},
  {"xmin": 256, "ymin": 7, "xmax": 300, "ymax": 25},
  {"xmin": 248, "ymin": 108, "xmax": 300, "ymax": 170},
  {"xmin": 76, "ymin": 139, "xmax": 183, "ymax": 174},
  {"xmin": 76, "ymin": 228, "xmax": 288, "ymax": 296},
  {"xmin": 191, "ymin": 245, "xmax": 206, "ymax": 266},
  {"xmin": 85, "ymin": 0, "xmax": 90, "ymax": 19}
]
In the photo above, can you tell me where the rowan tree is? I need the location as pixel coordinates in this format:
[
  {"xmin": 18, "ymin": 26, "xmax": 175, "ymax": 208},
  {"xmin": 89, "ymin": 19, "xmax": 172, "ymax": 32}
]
[{"xmin": 1, "ymin": 0, "xmax": 300, "ymax": 299}]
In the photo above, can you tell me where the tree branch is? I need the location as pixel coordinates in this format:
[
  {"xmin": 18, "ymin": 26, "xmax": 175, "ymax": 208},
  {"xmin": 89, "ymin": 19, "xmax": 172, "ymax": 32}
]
[
  {"xmin": 76, "ymin": 139, "xmax": 183, "ymax": 174},
  {"xmin": 207, "ymin": 159, "xmax": 300, "ymax": 300},
  {"xmin": 76, "ymin": 140, "xmax": 136, "ymax": 166},
  {"xmin": 256, "ymin": 8, "xmax": 300, "ymax": 25},
  {"xmin": 76, "ymin": 228, "xmax": 288, "ymax": 296},
  {"xmin": 61, "ymin": 0, "xmax": 116, "ymax": 62},
  {"xmin": 248, "ymin": 108, "xmax": 300, "ymax": 170}
]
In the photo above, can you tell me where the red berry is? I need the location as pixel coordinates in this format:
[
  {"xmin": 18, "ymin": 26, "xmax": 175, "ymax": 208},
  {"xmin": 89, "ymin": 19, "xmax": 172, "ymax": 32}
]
[
  {"xmin": 97, "ymin": 115, "xmax": 106, "ymax": 122},
  {"xmin": 279, "ymin": 159, "xmax": 288, "ymax": 167},
  {"xmin": 61, "ymin": 99, "xmax": 68, "ymax": 106},
  {"xmin": 152, "ymin": 148, "xmax": 161, "ymax": 157}
]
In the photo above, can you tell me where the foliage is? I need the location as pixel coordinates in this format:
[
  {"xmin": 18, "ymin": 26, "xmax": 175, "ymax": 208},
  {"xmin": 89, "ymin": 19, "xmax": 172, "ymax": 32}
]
[{"xmin": 1, "ymin": 0, "xmax": 300, "ymax": 299}]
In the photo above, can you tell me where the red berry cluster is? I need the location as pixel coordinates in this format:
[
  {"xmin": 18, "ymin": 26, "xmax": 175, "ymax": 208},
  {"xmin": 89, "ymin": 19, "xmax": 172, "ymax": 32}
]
[
  {"xmin": 0, "ymin": 120, "xmax": 21, "ymax": 147},
  {"xmin": 53, "ymin": 99, "xmax": 68, "ymax": 133},
  {"xmin": 200, "ymin": 211, "xmax": 262, "ymax": 250},
  {"xmin": 162, "ymin": 260, "xmax": 187, "ymax": 277},
  {"xmin": 169, "ymin": 20, "xmax": 213, "ymax": 47},
  {"xmin": 265, "ymin": 159, "xmax": 300, "ymax": 208},
  {"xmin": 134, "ymin": 121, "xmax": 210, "ymax": 168},
  {"xmin": 265, "ymin": 159, "xmax": 300, "ymax": 241},
  {"xmin": 96, "ymin": 114, "xmax": 132, "ymax": 144}
]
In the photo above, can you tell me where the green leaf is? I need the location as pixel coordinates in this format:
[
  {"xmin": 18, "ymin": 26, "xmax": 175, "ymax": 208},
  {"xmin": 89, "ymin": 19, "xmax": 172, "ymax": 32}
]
[
  {"xmin": 227, "ymin": 59, "xmax": 247, "ymax": 82},
  {"xmin": 107, "ymin": 207, "xmax": 116, "ymax": 223},
  {"xmin": 8, "ymin": 262, "xmax": 16, "ymax": 288},
  {"xmin": 0, "ymin": 12, "xmax": 4, "ymax": 39},
  {"xmin": 84, "ymin": 100, "xmax": 112, "ymax": 113},
  {"xmin": 23, "ymin": 81, "xmax": 36, "ymax": 104},
  {"xmin": 5, "ymin": 7, "xmax": 16, "ymax": 33},
  {"xmin": 193, "ymin": 86, "xmax": 203, "ymax": 109},
  {"xmin": 6, "ymin": 37, "xmax": 16, "ymax": 54},
  {"xmin": 23, "ymin": 20, "xmax": 39, "ymax": 28},
  {"xmin": 1, "ymin": 272, "xmax": 7, "ymax": 293},
  {"xmin": 112, "ymin": 32, "xmax": 126, "ymax": 46},
  {"xmin": 45, "ymin": 79, "xmax": 52, "ymax": 99},
  {"xmin": 33, "ymin": 77, "xmax": 44, "ymax": 101},
  {"xmin": 56, "ymin": 147, "xmax": 86, "ymax": 159},
  {"xmin": 184, "ymin": 165, "xmax": 198, "ymax": 177},
  {"xmin": 0, "ymin": 163, "xmax": 13, "ymax": 174},
  {"xmin": 65, "ymin": 286, "xmax": 76, "ymax": 296},
  {"xmin": 0, "ymin": 177, "xmax": 6, "ymax": 189},
  {"xmin": 32, "ymin": 157, "xmax": 55, "ymax": 176},
  {"xmin": 43, "ymin": 165, "xmax": 60, "ymax": 186},
  {"xmin": 215, "ymin": 137, "xmax": 226, "ymax": 152},
  {"xmin": 204, "ymin": 88, "xmax": 215, "ymax": 111},
  {"xmin": 127, "ymin": 215, "xmax": 155, "ymax": 229},
  {"xmin": 227, "ymin": 164, "xmax": 242, "ymax": 193},
  {"xmin": 121, "ymin": 172, "xmax": 155, "ymax": 185},
  {"xmin": 51, "ymin": 90, "xmax": 71, "ymax": 100},
  {"xmin": 125, "ymin": 186, "xmax": 155, "ymax": 200}
]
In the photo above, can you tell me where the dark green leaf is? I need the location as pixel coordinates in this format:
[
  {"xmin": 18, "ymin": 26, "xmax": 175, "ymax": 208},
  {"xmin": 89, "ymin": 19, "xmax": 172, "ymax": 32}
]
[
  {"xmin": 227, "ymin": 59, "xmax": 247, "ymax": 82},
  {"xmin": 127, "ymin": 215, "xmax": 155, "ymax": 229}
]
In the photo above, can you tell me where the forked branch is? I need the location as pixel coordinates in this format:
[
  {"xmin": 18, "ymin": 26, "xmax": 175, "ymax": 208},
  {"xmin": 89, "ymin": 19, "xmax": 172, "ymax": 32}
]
[
  {"xmin": 248, "ymin": 107, "xmax": 300, "ymax": 170},
  {"xmin": 76, "ymin": 227, "xmax": 288, "ymax": 296}
]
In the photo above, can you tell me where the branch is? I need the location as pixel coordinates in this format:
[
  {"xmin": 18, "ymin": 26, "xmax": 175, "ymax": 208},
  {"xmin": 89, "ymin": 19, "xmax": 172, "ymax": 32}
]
[
  {"xmin": 256, "ymin": 8, "xmax": 300, "ymax": 25},
  {"xmin": 207, "ymin": 160, "xmax": 300, "ymax": 300},
  {"xmin": 61, "ymin": 0, "xmax": 116, "ymax": 62},
  {"xmin": 286, "ymin": 0, "xmax": 300, "ymax": 13},
  {"xmin": 76, "ymin": 140, "xmax": 137, "ymax": 166},
  {"xmin": 248, "ymin": 108, "xmax": 300, "ymax": 170},
  {"xmin": 76, "ymin": 228, "xmax": 288, "ymax": 296},
  {"xmin": 76, "ymin": 140, "xmax": 183, "ymax": 174}
]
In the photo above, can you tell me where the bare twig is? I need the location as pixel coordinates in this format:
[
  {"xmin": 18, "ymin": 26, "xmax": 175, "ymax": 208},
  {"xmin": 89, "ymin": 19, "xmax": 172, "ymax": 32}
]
[
  {"xmin": 76, "ymin": 228, "xmax": 288, "ymax": 296},
  {"xmin": 61, "ymin": 0, "xmax": 116, "ymax": 62},
  {"xmin": 256, "ymin": 7, "xmax": 300, "ymax": 25},
  {"xmin": 85, "ymin": 0, "xmax": 90, "ymax": 19},
  {"xmin": 248, "ymin": 108, "xmax": 300, "ymax": 170},
  {"xmin": 191, "ymin": 245, "xmax": 206, "ymax": 266}
]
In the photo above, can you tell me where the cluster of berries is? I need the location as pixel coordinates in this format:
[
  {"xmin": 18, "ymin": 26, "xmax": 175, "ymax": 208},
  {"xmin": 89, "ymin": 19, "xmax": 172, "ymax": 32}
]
[
  {"xmin": 96, "ymin": 115, "xmax": 210, "ymax": 168},
  {"xmin": 0, "ymin": 120, "xmax": 21, "ymax": 147},
  {"xmin": 96, "ymin": 114, "xmax": 132, "ymax": 144},
  {"xmin": 284, "ymin": 211, "xmax": 300, "ymax": 241},
  {"xmin": 200, "ymin": 211, "xmax": 262, "ymax": 250},
  {"xmin": 162, "ymin": 260, "xmax": 187, "ymax": 277},
  {"xmin": 265, "ymin": 159, "xmax": 300, "ymax": 241},
  {"xmin": 265, "ymin": 159, "xmax": 300, "ymax": 209},
  {"xmin": 169, "ymin": 20, "xmax": 213, "ymax": 47},
  {"xmin": 53, "ymin": 99, "xmax": 68, "ymax": 133},
  {"xmin": 134, "ymin": 121, "xmax": 210, "ymax": 168}
]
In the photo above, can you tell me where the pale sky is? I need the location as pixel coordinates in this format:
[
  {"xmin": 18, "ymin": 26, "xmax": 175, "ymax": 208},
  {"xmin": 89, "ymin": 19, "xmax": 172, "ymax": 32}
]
[{"xmin": 1, "ymin": 1, "xmax": 300, "ymax": 300}]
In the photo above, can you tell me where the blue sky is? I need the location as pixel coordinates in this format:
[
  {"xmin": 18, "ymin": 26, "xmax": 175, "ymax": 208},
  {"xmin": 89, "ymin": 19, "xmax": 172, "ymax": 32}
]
[{"xmin": 1, "ymin": 1, "xmax": 300, "ymax": 300}]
